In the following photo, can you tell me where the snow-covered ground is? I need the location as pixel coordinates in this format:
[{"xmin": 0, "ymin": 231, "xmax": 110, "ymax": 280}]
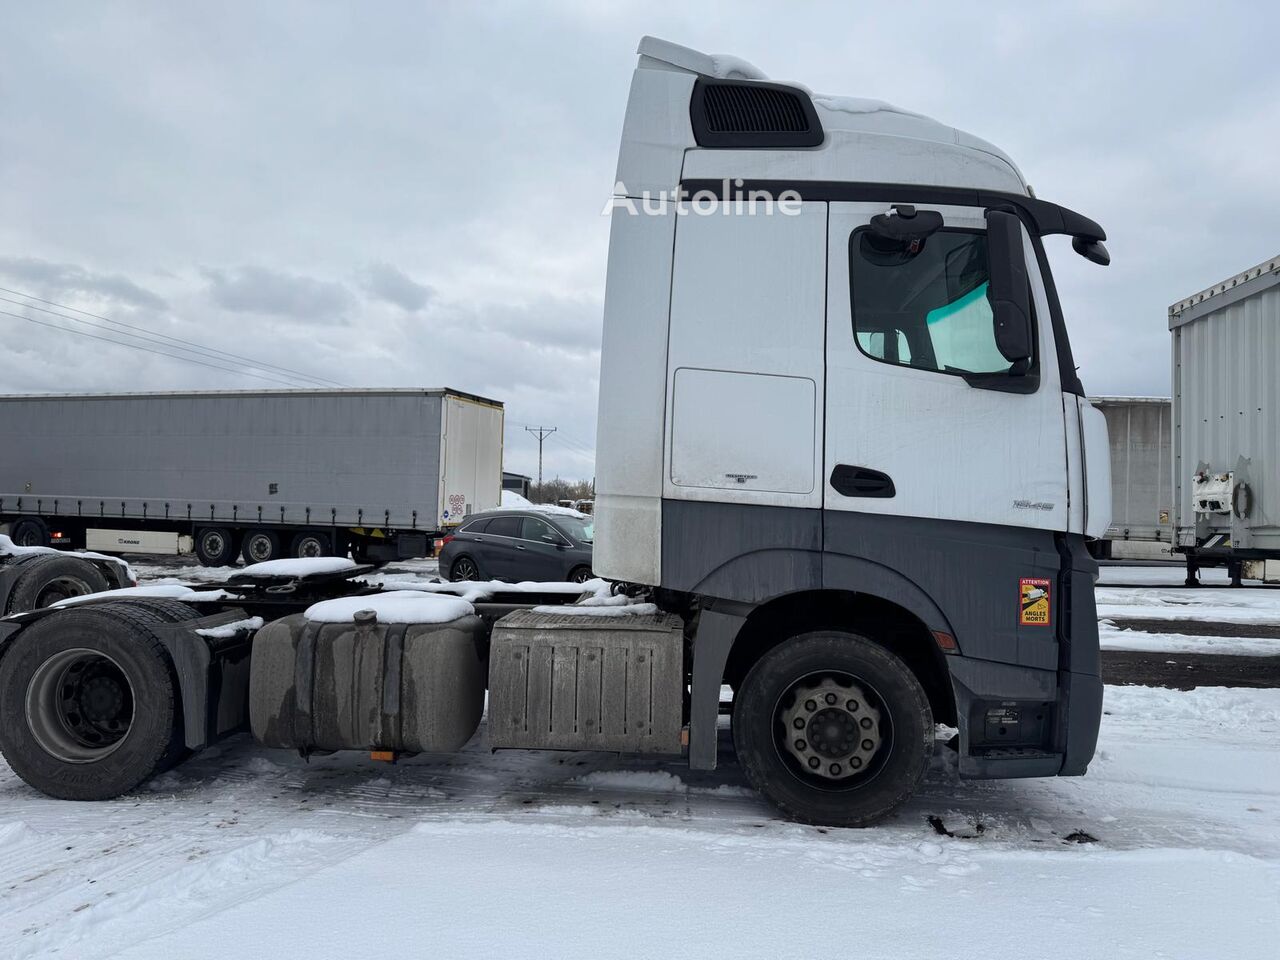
[{"xmin": 1, "ymin": 560, "xmax": 1278, "ymax": 958}]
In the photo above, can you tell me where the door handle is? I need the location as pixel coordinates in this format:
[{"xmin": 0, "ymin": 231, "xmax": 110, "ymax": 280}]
[
  {"xmin": 829, "ymin": 464, "xmax": 895, "ymax": 498},
  {"xmin": 515, "ymin": 544, "xmax": 526, "ymax": 550}
]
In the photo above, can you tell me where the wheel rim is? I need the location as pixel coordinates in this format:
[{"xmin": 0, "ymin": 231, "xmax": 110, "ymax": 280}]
[
  {"xmin": 453, "ymin": 558, "xmax": 478, "ymax": 581},
  {"xmin": 202, "ymin": 532, "xmax": 226, "ymax": 558},
  {"xmin": 247, "ymin": 535, "xmax": 273, "ymax": 562},
  {"xmin": 772, "ymin": 671, "xmax": 892, "ymax": 790},
  {"xmin": 34, "ymin": 575, "xmax": 94, "ymax": 608},
  {"xmin": 570, "ymin": 568, "xmax": 592, "ymax": 583},
  {"xmin": 296, "ymin": 537, "xmax": 324, "ymax": 559},
  {"xmin": 25, "ymin": 648, "xmax": 135, "ymax": 763}
]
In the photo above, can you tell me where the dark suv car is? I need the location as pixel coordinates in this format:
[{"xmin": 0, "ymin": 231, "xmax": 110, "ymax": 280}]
[{"xmin": 437, "ymin": 509, "xmax": 594, "ymax": 583}]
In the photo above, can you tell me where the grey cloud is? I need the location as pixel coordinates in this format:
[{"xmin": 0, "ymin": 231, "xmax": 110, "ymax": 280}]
[
  {"xmin": 0, "ymin": 256, "xmax": 167, "ymax": 311},
  {"xmin": 359, "ymin": 262, "xmax": 433, "ymax": 312},
  {"xmin": 203, "ymin": 266, "xmax": 354, "ymax": 322}
]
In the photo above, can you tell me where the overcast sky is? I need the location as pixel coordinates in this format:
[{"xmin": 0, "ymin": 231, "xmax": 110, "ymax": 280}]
[{"xmin": 3, "ymin": 2, "xmax": 1277, "ymax": 480}]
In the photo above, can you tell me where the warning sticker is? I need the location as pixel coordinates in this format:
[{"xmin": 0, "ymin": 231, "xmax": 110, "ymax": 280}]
[{"xmin": 1019, "ymin": 578, "xmax": 1051, "ymax": 626}]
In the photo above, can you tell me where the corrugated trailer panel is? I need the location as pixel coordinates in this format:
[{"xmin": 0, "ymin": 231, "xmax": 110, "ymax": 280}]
[
  {"xmin": 437, "ymin": 395, "xmax": 504, "ymax": 524},
  {"xmin": 1170, "ymin": 258, "xmax": 1280, "ymax": 551},
  {"xmin": 0, "ymin": 389, "xmax": 500, "ymax": 531},
  {"xmin": 1090, "ymin": 398, "xmax": 1171, "ymax": 543}
]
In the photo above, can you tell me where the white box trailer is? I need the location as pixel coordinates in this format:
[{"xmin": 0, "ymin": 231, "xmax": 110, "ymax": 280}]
[
  {"xmin": 1089, "ymin": 397, "xmax": 1173, "ymax": 560},
  {"xmin": 0, "ymin": 388, "xmax": 503, "ymax": 565},
  {"xmin": 1169, "ymin": 255, "xmax": 1280, "ymax": 583}
]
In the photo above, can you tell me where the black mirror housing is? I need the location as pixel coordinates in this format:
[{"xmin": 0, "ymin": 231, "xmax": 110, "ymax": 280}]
[
  {"xmin": 985, "ymin": 208, "xmax": 1034, "ymax": 365},
  {"xmin": 1072, "ymin": 236, "xmax": 1111, "ymax": 266}
]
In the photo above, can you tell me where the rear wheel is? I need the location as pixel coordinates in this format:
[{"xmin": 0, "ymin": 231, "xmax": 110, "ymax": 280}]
[
  {"xmin": 0, "ymin": 604, "xmax": 190, "ymax": 799},
  {"xmin": 195, "ymin": 527, "xmax": 238, "ymax": 567},
  {"xmin": 733, "ymin": 631, "xmax": 933, "ymax": 827},
  {"xmin": 9, "ymin": 516, "xmax": 50, "ymax": 548},
  {"xmin": 4, "ymin": 555, "xmax": 110, "ymax": 614},
  {"xmin": 450, "ymin": 556, "xmax": 480, "ymax": 581},
  {"xmin": 240, "ymin": 529, "xmax": 281, "ymax": 565},
  {"xmin": 568, "ymin": 565, "xmax": 593, "ymax": 584},
  {"xmin": 289, "ymin": 531, "xmax": 331, "ymax": 559}
]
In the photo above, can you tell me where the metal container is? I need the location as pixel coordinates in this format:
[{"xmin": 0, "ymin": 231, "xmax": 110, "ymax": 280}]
[
  {"xmin": 1170, "ymin": 255, "xmax": 1280, "ymax": 554},
  {"xmin": 249, "ymin": 610, "xmax": 487, "ymax": 753},
  {"xmin": 0, "ymin": 388, "xmax": 503, "ymax": 532},
  {"xmin": 488, "ymin": 609, "xmax": 685, "ymax": 754},
  {"xmin": 1089, "ymin": 397, "xmax": 1172, "ymax": 558}
]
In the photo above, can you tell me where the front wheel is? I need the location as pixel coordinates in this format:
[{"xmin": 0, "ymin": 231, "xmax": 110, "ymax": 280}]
[{"xmin": 733, "ymin": 631, "xmax": 933, "ymax": 828}]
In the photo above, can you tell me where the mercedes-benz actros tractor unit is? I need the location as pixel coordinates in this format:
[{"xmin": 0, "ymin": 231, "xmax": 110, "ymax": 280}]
[{"xmin": 0, "ymin": 38, "xmax": 1112, "ymax": 828}]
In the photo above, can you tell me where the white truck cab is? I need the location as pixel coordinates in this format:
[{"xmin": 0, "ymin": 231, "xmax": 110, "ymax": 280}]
[
  {"xmin": 0, "ymin": 38, "xmax": 1113, "ymax": 829},
  {"xmin": 594, "ymin": 38, "xmax": 1112, "ymax": 822}
]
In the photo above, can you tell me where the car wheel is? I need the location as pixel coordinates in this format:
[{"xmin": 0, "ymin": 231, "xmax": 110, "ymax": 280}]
[
  {"xmin": 733, "ymin": 631, "xmax": 933, "ymax": 828},
  {"xmin": 568, "ymin": 566, "xmax": 593, "ymax": 584},
  {"xmin": 450, "ymin": 556, "xmax": 480, "ymax": 581}
]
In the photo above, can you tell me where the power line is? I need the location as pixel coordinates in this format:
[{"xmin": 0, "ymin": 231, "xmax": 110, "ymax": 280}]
[
  {"xmin": 0, "ymin": 285, "xmax": 347, "ymax": 387},
  {"xmin": 0, "ymin": 308, "xmax": 313, "ymax": 387}
]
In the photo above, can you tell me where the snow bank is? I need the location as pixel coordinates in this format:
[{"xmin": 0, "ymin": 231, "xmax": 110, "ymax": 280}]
[
  {"xmin": 1100, "ymin": 621, "xmax": 1280, "ymax": 657},
  {"xmin": 195, "ymin": 617, "xmax": 264, "ymax": 639},
  {"xmin": 304, "ymin": 591, "xmax": 474, "ymax": 624},
  {"xmin": 237, "ymin": 557, "xmax": 358, "ymax": 578},
  {"xmin": 493, "ymin": 490, "xmax": 589, "ymax": 518}
]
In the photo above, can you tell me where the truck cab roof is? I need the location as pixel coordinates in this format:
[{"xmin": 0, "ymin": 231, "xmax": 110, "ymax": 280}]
[{"xmin": 618, "ymin": 37, "xmax": 1029, "ymax": 199}]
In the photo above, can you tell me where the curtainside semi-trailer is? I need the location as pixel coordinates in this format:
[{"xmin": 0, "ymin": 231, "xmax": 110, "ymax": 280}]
[
  {"xmin": 0, "ymin": 388, "xmax": 503, "ymax": 565},
  {"xmin": 0, "ymin": 37, "xmax": 1112, "ymax": 827}
]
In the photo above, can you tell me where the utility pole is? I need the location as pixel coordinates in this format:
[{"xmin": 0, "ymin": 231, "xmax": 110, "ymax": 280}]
[{"xmin": 525, "ymin": 425, "xmax": 556, "ymax": 498}]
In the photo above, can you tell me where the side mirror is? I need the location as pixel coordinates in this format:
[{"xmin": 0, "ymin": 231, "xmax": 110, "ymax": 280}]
[
  {"xmin": 1072, "ymin": 236, "xmax": 1111, "ymax": 266},
  {"xmin": 985, "ymin": 208, "xmax": 1034, "ymax": 366}
]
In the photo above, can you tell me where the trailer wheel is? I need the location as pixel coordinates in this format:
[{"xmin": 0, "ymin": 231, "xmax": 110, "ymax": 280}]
[
  {"xmin": 732, "ymin": 631, "xmax": 933, "ymax": 828},
  {"xmin": 241, "ymin": 529, "xmax": 281, "ymax": 564},
  {"xmin": 195, "ymin": 527, "xmax": 237, "ymax": 567},
  {"xmin": 290, "ymin": 531, "xmax": 331, "ymax": 559},
  {"xmin": 0, "ymin": 605, "xmax": 187, "ymax": 800},
  {"xmin": 4, "ymin": 555, "xmax": 110, "ymax": 614},
  {"xmin": 9, "ymin": 516, "xmax": 50, "ymax": 548}
]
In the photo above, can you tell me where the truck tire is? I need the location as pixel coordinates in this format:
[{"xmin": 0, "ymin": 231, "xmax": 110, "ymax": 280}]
[
  {"xmin": 290, "ymin": 530, "xmax": 332, "ymax": 559},
  {"xmin": 9, "ymin": 516, "xmax": 50, "ymax": 548},
  {"xmin": 732, "ymin": 631, "xmax": 934, "ymax": 828},
  {"xmin": 241, "ymin": 529, "xmax": 281, "ymax": 564},
  {"xmin": 195, "ymin": 527, "xmax": 237, "ymax": 567},
  {"xmin": 0, "ymin": 604, "xmax": 188, "ymax": 800},
  {"xmin": 4, "ymin": 555, "xmax": 110, "ymax": 614}
]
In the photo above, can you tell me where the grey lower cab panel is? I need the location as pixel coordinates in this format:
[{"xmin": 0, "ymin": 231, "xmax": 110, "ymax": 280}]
[
  {"xmin": 250, "ymin": 613, "xmax": 487, "ymax": 753},
  {"xmin": 488, "ymin": 610, "xmax": 685, "ymax": 754}
]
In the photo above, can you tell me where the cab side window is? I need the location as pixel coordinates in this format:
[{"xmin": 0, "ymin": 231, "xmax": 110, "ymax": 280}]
[{"xmin": 849, "ymin": 228, "xmax": 1024, "ymax": 377}]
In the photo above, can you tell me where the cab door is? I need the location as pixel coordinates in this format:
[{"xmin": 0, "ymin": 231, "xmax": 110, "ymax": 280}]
[{"xmin": 824, "ymin": 202, "xmax": 1068, "ymax": 533}]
